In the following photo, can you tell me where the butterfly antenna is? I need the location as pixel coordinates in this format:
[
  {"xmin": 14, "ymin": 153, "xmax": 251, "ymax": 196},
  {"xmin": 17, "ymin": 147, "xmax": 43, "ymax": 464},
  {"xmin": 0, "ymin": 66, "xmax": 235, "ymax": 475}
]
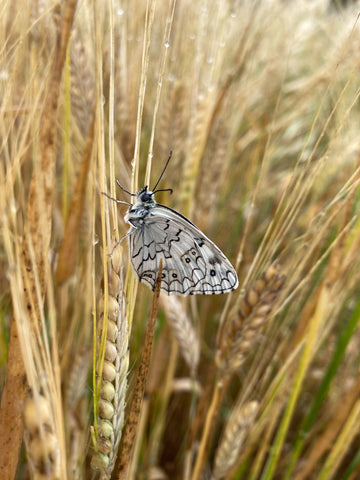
[
  {"xmin": 116, "ymin": 179, "xmax": 137, "ymax": 196},
  {"xmin": 151, "ymin": 150, "xmax": 173, "ymax": 191},
  {"xmin": 153, "ymin": 188, "xmax": 173, "ymax": 195},
  {"xmin": 102, "ymin": 192, "xmax": 132, "ymax": 206}
]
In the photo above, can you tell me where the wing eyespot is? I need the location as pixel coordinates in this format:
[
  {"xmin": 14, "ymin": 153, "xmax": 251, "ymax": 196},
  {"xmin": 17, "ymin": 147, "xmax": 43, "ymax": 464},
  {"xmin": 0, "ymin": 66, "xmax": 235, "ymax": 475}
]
[{"xmin": 143, "ymin": 272, "xmax": 153, "ymax": 278}]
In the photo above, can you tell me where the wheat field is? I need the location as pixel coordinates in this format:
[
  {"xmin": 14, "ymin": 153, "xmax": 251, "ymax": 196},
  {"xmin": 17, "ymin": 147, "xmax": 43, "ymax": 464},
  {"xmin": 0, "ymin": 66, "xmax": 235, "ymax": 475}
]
[{"xmin": 1, "ymin": 1, "xmax": 360, "ymax": 479}]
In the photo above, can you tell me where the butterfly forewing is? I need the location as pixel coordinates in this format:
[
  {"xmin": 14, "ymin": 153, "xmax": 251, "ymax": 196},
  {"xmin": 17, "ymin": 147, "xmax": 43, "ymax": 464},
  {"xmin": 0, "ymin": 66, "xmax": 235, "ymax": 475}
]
[{"xmin": 126, "ymin": 194, "xmax": 238, "ymax": 296}]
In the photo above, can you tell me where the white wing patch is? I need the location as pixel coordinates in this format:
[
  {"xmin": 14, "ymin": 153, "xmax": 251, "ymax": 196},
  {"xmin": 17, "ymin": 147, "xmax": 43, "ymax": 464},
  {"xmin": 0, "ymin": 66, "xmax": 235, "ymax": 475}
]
[{"xmin": 128, "ymin": 206, "xmax": 238, "ymax": 295}]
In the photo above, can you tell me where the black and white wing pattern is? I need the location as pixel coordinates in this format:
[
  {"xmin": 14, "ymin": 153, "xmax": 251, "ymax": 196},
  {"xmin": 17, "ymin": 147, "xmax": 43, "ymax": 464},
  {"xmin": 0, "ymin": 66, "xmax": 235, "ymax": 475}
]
[{"xmin": 127, "ymin": 204, "xmax": 238, "ymax": 295}]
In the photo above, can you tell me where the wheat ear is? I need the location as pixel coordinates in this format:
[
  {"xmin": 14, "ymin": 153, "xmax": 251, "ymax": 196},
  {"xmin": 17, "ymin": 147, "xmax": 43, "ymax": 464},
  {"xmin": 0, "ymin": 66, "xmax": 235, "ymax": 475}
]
[
  {"xmin": 217, "ymin": 264, "xmax": 285, "ymax": 375},
  {"xmin": 91, "ymin": 247, "xmax": 129, "ymax": 478},
  {"xmin": 213, "ymin": 401, "xmax": 259, "ymax": 479}
]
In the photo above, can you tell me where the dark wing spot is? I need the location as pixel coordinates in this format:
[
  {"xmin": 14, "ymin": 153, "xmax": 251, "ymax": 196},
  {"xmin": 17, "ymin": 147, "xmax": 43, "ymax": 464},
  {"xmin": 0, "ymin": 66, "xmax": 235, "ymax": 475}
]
[
  {"xmin": 195, "ymin": 237, "xmax": 205, "ymax": 247},
  {"xmin": 185, "ymin": 258, "xmax": 191, "ymax": 263},
  {"xmin": 209, "ymin": 255, "xmax": 222, "ymax": 266},
  {"xmin": 172, "ymin": 273, "xmax": 178, "ymax": 278},
  {"xmin": 210, "ymin": 269, "xmax": 216, "ymax": 276}
]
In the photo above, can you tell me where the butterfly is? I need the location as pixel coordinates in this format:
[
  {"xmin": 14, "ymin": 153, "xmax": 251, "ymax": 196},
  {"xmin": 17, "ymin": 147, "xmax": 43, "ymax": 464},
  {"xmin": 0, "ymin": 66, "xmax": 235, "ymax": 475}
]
[{"xmin": 109, "ymin": 152, "xmax": 238, "ymax": 296}]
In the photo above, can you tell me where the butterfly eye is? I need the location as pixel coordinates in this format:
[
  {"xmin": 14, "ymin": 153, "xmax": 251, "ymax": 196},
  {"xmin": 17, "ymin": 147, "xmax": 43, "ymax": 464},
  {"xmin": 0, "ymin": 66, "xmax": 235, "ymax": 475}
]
[{"xmin": 141, "ymin": 193, "xmax": 152, "ymax": 202}]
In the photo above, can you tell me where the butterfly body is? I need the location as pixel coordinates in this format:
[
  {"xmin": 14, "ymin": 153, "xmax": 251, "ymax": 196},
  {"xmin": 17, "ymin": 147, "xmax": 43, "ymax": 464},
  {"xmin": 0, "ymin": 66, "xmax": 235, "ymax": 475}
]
[{"xmin": 124, "ymin": 186, "xmax": 238, "ymax": 296}]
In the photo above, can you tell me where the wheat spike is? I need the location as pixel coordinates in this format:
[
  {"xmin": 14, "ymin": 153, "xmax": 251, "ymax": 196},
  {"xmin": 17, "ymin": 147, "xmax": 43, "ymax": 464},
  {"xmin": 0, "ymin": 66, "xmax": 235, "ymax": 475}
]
[
  {"xmin": 171, "ymin": 84, "xmax": 187, "ymax": 166},
  {"xmin": 23, "ymin": 391, "xmax": 61, "ymax": 480},
  {"xmin": 213, "ymin": 401, "xmax": 259, "ymax": 479},
  {"xmin": 160, "ymin": 295, "xmax": 200, "ymax": 376},
  {"xmin": 217, "ymin": 264, "xmax": 285, "ymax": 374},
  {"xmin": 70, "ymin": 27, "xmax": 95, "ymax": 137},
  {"xmin": 91, "ymin": 247, "xmax": 129, "ymax": 478},
  {"xmin": 196, "ymin": 119, "xmax": 230, "ymax": 224},
  {"xmin": 64, "ymin": 346, "xmax": 91, "ymax": 478},
  {"xmin": 181, "ymin": 91, "xmax": 215, "ymax": 214}
]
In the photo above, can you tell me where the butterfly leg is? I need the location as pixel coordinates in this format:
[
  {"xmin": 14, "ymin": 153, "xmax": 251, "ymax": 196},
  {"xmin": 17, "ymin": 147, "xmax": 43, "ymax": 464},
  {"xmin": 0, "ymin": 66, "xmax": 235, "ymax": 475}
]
[{"xmin": 108, "ymin": 231, "xmax": 132, "ymax": 257}]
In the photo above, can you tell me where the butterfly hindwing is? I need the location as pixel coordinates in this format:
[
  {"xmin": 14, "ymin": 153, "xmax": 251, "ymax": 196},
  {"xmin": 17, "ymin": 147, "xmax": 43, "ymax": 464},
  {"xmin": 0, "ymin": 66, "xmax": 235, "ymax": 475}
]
[{"xmin": 128, "ymin": 204, "xmax": 238, "ymax": 295}]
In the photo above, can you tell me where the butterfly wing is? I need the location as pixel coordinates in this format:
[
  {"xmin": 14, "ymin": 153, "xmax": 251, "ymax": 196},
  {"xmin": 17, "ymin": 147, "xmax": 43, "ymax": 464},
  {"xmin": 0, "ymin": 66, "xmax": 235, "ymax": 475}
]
[{"xmin": 127, "ymin": 204, "xmax": 238, "ymax": 295}]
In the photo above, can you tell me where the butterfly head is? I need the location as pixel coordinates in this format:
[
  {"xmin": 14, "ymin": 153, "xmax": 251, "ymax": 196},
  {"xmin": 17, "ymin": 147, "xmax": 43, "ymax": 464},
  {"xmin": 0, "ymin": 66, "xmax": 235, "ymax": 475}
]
[
  {"xmin": 125, "ymin": 187, "xmax": 156, "ymax": 225},
  {"xmin": 136, "ymin": 186, "xmax": 156, "ymax": 206}
]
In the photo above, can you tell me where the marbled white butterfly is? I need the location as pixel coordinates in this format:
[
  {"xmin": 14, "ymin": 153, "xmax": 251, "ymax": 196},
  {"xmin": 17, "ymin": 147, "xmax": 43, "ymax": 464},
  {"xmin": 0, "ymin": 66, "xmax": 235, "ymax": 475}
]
[{"xmin": 110, "ymin": 153, "xmax": 238, "ymax": 296}]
